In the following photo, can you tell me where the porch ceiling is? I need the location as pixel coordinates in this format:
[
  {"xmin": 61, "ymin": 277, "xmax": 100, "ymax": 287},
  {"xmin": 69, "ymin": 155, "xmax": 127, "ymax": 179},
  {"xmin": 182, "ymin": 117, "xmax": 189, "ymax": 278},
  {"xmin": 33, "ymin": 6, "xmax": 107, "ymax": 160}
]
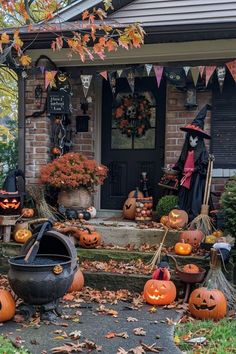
[{"xmin": 27, "ymin": 38, "xmax": 236, "ymax": 67}]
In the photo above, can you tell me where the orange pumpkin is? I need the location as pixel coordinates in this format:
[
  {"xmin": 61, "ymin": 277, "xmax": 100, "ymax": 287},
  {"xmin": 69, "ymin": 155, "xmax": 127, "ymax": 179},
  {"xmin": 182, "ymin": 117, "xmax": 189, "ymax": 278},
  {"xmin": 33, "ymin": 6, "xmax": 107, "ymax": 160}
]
[
  {"xmin": 160, "ymin": 215, "xmax": 169, "ymax": 226},
  {"xmin": 168, "ymin": 209, "xmax": 188, "ymax": 229},
  {"xmin": 128, "ymin": 189, "xmax": 144, "ymax": 198},
  {"xmin": 143, "ymin": 279, "xmax": 176, "ymax": 305},
  {"xmin": 14, "ymin": 229, "xmax": 32, "ymax": 244},
  {"xmin": 179, "ymin": 230, "xmax": 204, "ymax": 247},
  {"xmin": 0, "ymin": 289, "xmax": 16, "ymax": 322},
  {"xmin": 174, "ymin": 241, "xmax": 192, "ymax": 255},
  {"xmin": 21, "ymin": 208, "xmax": 35, "ymax": 218},
  {"xmin": 212, "ymin": 230, "xmax": 224, "ymax": 238},
  {"xmin": 79, "ymin": 228, "xmax": 101, "ymax": 248},
  {"xmin": 68, "ymin": 269, "xmax": 84, "ymax": 293},
  {"xmin": 123, "ymin": 197, "xmax": 136, "ymax": 220},
  {"xmin": 183, "ymin": 264, "xmax": 200, "ymax": 273},
  {"xmin": 189, "ymin": 287, "xmax": 227, "ymax": 320}
]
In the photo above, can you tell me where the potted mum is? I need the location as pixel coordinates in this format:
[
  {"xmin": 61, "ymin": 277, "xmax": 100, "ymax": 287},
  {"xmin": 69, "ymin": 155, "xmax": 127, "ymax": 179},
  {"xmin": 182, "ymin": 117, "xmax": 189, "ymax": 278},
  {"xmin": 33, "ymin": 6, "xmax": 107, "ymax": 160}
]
[{"xmin": 40, "ymin": 152, "xmax": 108, "ymax": 208}]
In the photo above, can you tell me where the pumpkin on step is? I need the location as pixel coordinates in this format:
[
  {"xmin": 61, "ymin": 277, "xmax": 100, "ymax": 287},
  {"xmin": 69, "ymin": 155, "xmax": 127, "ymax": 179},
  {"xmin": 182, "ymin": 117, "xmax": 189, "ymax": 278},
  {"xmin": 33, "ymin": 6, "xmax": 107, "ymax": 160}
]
[
  {"xmin": 79, "ymin": 228, "xmax": 101, "ymax": 248},
  {"xmin": 179, "ymin": 230, "xmax": 204, "ymax": 247},
  {"xmin": 168, "ymin": 209, "xmax": 188, "ymax": 229},
  {"xmin": 123, "ymin": 197, "xmax": 136, "ymax": 220},
  {"xmin": 174, "ymin": 241, "xmax": 192, "ymax": 255},
  {"xmin": 0, "ymin": 289, "xmax": 16, "ymax": 322},
  {"xmin": 68, "ymin": 269, "xmax": 84, "ymax": 293},
  {"xmin": 14, "ymin": 228, "xmax": 32, "ymax": 244}
]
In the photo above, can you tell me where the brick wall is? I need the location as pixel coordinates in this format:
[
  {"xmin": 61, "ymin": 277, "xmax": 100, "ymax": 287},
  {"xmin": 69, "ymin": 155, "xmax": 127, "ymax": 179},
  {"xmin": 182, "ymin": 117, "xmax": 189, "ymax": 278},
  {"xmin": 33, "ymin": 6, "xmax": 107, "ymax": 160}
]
[
  {"xmin": 25, "ymin": 73, "xmax": 95, "ymax": 185},
  {"xmin": 165, "ymin": 83, "xmax": 227, "ymax": 208}
]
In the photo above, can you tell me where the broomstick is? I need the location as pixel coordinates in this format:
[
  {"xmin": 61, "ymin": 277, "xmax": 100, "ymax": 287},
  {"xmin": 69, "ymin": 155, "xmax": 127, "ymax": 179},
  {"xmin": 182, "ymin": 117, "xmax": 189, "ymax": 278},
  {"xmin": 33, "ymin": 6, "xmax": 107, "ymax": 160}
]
[
  {"xmin": 203, "ymin": 248, "xmax": 236, "ymax": 310},
  {"xmin": 189, "ymin": 154, "xmax": 215, "ymax": 235},
  {"xmin": 147, "ymin": 226, "xmax": 169, "ymax": 270}
]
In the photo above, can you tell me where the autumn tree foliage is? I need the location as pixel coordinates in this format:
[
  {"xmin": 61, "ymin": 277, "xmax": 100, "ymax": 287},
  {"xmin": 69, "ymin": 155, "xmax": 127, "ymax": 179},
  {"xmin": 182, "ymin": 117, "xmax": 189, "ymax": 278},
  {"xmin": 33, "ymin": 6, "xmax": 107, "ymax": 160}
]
[{"xmin": 0, "ymin": 0, "xmax": 145, "ymax": 66}]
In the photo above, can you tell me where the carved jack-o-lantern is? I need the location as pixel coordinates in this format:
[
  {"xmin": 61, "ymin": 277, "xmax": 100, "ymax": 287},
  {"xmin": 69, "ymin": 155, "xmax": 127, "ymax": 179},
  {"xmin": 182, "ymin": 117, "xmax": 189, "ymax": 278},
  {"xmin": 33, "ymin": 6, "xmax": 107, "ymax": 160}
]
[
  {"xmin": 168, "ymin": 209, "xmax": 188, "ymax": 229},
  {"xmin": 180, "ymin": 230, "xmax": 204, "ymax": 247},
  {"xmin": 0, "ymin": 194, "xmax": 21, "ymax": 216},
  {"xmin": 189, "ymin": 287, "xmax": 227, "ymax": 320},
  {"xmin": 123, "ymin": 197, "xmax": 136, "ymax": 220},
  {"xmin": 0, "ymin": 289, "xmax": 16, "ymax": 322},
  {"xmin": 78, "ymin": 228, "xmax": 101, "ymax": 248},
  {"xmin": 143, "ymin": 279, "xmax": 176, "ymax": 305}
]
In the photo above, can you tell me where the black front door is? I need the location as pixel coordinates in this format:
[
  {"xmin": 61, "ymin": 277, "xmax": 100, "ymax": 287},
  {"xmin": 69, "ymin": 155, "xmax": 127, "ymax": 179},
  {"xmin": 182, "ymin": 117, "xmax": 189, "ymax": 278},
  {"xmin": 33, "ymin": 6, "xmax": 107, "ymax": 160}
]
[{"xmin": 101, "ymin": 77, "xmax": 166, "ymax": 210}]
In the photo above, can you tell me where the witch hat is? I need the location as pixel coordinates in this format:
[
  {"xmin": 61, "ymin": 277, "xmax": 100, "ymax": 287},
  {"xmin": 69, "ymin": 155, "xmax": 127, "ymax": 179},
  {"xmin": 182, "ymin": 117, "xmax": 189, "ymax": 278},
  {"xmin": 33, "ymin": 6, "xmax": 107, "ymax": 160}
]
[{"xmin": 180, "ymin": 104, "xmax": 211, "ymax": 139}]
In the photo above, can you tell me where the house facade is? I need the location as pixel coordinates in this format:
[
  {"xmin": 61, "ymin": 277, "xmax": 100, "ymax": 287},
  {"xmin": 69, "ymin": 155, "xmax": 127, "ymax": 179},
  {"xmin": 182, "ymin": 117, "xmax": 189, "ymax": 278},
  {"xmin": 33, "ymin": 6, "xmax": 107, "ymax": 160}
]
[{"xmin": 19, "ymin": 0, "xmax": 236, "ymax": 210}]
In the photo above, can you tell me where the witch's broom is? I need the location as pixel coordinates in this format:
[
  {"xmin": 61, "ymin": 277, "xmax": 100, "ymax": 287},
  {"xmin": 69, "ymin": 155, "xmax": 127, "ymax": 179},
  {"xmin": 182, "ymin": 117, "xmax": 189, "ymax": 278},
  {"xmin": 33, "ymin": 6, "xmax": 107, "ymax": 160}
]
[
  {"xmin": 189, "ymin": 154, "xmax": 215, "ymax": 235},
  {"xmin": 203, "ymin": 248, "xmax": 236, "ymax": 310},
  {"xmin": 147, "ymin": 226, "xmax": 169, "ymax": 270}
]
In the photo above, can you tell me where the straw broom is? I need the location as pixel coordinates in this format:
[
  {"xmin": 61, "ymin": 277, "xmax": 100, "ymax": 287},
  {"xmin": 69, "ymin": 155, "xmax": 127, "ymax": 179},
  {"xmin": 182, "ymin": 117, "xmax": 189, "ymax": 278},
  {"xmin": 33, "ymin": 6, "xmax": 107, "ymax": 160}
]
[
  {"xmin": 27, "ymin": 185, "xmax": 57, "ymax": 221},
  {"xmin": 147, "ymin": 226, "xmax": 169, "ymax": 270},
  {"xmin": 189, "ymin": 154, "xmax": 215, "ymax": 235},
  {"xmin": 203, "ymin": 248, "xmax": 236, "ymax": 310}
]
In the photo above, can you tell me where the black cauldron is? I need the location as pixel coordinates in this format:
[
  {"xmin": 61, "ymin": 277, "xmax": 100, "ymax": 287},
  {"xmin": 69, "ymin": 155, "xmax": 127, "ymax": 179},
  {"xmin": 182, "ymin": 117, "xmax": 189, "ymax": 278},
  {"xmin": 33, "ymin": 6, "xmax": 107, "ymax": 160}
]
[{"xmin": 8, "ymin": 230, "xmax": 77, "ymax": 320}]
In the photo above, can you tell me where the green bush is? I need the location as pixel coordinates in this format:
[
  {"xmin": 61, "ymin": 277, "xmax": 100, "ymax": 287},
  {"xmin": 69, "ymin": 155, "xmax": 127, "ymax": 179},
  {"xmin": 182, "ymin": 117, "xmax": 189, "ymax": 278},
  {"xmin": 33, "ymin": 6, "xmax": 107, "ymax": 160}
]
[
  {"xmin": 0, "ymin": 336, "xmax": 30, "ymax": 354},
  {"xmin": 220, "ymin": 176, "xmax": 236, "ymax": 237},
  {"xmin": 156, "ymin": 195, "xmax": 178, "ymax": 220}
]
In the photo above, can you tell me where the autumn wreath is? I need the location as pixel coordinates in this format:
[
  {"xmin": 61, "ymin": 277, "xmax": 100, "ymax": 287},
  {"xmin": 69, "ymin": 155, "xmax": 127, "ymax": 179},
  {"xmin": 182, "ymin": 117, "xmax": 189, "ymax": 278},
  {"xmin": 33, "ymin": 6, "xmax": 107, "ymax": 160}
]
[{"xmin": 114, "ymin": 94, "xmax": 152, "ymax": 137}]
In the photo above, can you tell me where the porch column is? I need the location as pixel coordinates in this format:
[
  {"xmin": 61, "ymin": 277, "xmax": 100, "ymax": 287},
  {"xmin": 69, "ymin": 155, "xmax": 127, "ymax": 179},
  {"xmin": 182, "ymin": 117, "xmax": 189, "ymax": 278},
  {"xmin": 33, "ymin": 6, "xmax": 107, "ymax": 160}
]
[{"xmin": 18, "ymin": 72, "xmax": 25, "ymax": 174}]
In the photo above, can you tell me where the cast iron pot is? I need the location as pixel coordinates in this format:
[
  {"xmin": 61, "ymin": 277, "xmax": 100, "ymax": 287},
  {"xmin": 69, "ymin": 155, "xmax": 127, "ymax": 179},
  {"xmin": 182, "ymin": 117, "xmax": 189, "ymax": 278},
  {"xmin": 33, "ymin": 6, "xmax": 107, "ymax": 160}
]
[{"xmin": 8, "ymin": 254, "xmax": 75, "ymax": 305}]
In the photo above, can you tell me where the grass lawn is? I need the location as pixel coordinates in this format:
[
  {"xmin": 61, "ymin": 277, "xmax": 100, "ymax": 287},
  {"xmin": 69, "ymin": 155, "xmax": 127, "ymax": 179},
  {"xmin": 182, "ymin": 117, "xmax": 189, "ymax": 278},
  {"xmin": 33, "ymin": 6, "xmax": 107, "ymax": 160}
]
[
  {"xmin": 0, "ymin": 336, "xmax": 30, "ymax": 354},
  {"xmin": 175, "ymin": 318, "xmax": 236, "ymax": 353}
]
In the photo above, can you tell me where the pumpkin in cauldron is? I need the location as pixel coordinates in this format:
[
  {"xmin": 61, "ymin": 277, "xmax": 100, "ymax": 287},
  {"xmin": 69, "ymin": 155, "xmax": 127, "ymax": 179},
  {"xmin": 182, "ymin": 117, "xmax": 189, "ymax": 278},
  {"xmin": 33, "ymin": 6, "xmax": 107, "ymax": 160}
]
[
  {"xmin": 189, "ymin": 287, "xmax": 227, "ymax": 320},
  {"xmin": 78, "ymin": 228, "xmax": 101, "ymax": 248},
  {"xmin": 179, "ymin": 230, "xmax": 204, "ymax": 247},
  {"xmin": 0, "ymin": 289, "xmax": 16, "ymax": 322},
  {"xmin": 168, "ymin": 209, "xmax": 188, "ymax": 229},
  {"xmin": 183, "ymin": 264, "xmax": 200, "ymax": 273}
]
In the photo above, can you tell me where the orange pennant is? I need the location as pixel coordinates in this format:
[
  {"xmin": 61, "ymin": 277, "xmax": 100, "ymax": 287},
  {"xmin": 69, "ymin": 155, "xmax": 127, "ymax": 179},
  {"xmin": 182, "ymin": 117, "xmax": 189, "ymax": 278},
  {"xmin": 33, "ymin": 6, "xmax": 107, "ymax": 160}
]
[
  {"xmin": 205, "ymin": 66, "xmax": 216, "ymax": 87},
  {"xmin": 226, "ymin": 60, "xmax": 236, "ymax": 82},
  {"xmin": 100, "ymin": 71, "xmax": 108, "ymax": 80}
]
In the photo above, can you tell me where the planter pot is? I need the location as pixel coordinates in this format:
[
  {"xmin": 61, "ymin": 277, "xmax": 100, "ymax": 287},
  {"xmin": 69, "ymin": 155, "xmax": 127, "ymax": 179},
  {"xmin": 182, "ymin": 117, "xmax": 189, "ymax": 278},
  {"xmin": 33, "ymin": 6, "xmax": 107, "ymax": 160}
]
[{"xmin": 57, "ymin": 187, "xmax": 92, "ymax": 209}]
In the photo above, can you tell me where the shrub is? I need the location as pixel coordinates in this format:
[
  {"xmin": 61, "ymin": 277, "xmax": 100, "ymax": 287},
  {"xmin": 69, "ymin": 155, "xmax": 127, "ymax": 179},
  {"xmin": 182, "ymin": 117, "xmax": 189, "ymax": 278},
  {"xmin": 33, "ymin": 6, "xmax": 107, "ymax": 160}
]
[
  {"xmin": 220, "ymin": 176, "xmax": 236, "ymax": 237},
  {"xmin": 156, "ymin": 195, "xmax": 178, "ymax": 220}
]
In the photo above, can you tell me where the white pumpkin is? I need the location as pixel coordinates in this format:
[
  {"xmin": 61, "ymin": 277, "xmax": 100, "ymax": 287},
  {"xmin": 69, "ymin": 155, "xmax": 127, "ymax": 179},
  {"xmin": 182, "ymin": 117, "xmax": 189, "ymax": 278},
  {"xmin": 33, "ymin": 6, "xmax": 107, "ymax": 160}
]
[{"xmin": 87, "ymin": 206, "xmax": 97, "ymax": 218}]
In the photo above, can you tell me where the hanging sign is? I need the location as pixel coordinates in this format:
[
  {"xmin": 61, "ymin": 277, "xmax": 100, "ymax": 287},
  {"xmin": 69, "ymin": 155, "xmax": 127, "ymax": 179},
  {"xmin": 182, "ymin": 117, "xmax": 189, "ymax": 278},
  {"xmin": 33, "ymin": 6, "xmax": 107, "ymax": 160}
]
[
  {"xmin": 217, "ymin": 66, "xmax": 226, "ymax": 93},
  {"xmin": 81, "ymin": 74, "xmax": 93, "ymax": 98},
  {"xmin": 205, "ymin": 66, "xmax": 216, "ymax": 86},
  {"xmin": 226, "ymin": 60, "xmax": 236, "ymax": 82},
  {"xmin": 47, "ymin": 91, "xmax": 70, "ymax": 114},
  {"xmin": 154, "ymin": 65, "xmax": 163, "ymax": 88}
]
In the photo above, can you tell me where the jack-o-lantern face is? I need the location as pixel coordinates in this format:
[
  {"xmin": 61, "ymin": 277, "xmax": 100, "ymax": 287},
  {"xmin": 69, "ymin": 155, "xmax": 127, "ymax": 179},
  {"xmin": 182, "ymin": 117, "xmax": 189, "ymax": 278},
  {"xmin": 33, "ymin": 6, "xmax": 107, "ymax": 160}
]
[
  {"xmin": 0, "ymin": 198, "xmax": 20, "ymax": 210},
  {"xmin": 168, "ymin": 209, "xmax": 188, "ymax": 229},
  {"xmin": 143, "ymin": 279, "xmax": 176, "ymax": 305},
  {"xmin": 189, "ymin": 287, "xmax": 227, "ymax": 320},
  {"xmin": 179, "ymin": 230, "xmax": 204, "ymax": 247},
  {"xmin": 123, "ymin": 197, "xmax": 136, "ymax": 220},
  {"xmin": 79, "ymin": 228, "xmax": 101, "ymax": 248}
]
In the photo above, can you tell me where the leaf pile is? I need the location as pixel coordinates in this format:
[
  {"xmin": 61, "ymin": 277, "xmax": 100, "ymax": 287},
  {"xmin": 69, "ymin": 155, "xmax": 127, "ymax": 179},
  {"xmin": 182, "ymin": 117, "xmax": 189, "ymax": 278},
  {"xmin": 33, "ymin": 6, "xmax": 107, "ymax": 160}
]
[{"xmin": 80, "ymin": 259, "xmax": 152, "ymax": 275}]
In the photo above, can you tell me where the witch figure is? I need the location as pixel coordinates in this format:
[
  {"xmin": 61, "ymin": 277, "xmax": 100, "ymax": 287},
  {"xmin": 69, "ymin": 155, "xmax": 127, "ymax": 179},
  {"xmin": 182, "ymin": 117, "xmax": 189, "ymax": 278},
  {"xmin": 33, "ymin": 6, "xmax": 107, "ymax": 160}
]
[{"xmin": 173, "ymin": 104, "xmax": 211, "ymax": 221}]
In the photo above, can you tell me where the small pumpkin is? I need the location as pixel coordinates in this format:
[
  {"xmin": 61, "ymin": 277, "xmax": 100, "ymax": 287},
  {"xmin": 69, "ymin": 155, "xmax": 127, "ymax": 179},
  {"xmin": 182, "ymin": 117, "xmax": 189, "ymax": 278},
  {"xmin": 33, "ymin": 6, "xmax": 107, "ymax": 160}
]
[
  {"xmin": 86, "ymin": 206, "xmax": 97, "ymax": 218},
  {"xmin": 128, "ymin": 189, "xmax": 144, "ymax": 199},
  {"xmin": 174, "ymin": 241, "xmax": 192, "ymax": 256},
  {"xmin": 212, "ymin": 230, "xmax": 224, "ymax": 238},
  {"xmin": 14, "ymin": 228, "xmax": 33, "ymax": 244},
  {"xmin": 189, "ymin": 287, "xmax": 227, "ymax": 320},
  {"xmin": 13, "ymin": 222, "xmax": 29, "ymax": 237},
  {"xmin": 168, "ymin": 209, "xmax": 188, "ymax": 229},
  {"xmin": 68, "ymin": 269, "xmax": 84, "ymax": 293},
  {"xmin": 205, "ymin": 235, "xmax": 217, "ymax": 244},
  {"xmin": 179, "ymin": 230, "xmax": 204, "ymax": 247},
  {"xmin": 182, "ymin": 264, "xmax": 200, "ymax": 273},
  {"xmin": 0, "ymin": 289, "xmax": 16, "ymax": 322},
  {"xmin": 78, "ymin": 228, "xmax": 101, "ymax": 248},
  {"xmin": 143, "ymin": 279, "xmax": 176, "ymax": 305},
  {"xmin": 123, "ymin": 197, "xmax": 136, "ymax": 220},
  {"xmin": 21, "ymin": 208, "xmax": 35, "ymax": 218}
]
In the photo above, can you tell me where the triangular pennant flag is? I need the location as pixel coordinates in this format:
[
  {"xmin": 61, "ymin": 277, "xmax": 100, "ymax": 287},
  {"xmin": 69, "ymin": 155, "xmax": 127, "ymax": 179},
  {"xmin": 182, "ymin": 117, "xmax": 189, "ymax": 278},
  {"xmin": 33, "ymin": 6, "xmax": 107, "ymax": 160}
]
[
  {"xmin": 145, "ymin": 64, "xmax": 153, "ymax": 76},
  {"xmin": 153, "ymin": 65, "xmax": 163, "ymax": 88},
  {"xmin": 198, "ymin": 66, "xmax": 205, "ymax": 78},
  {"xmin": 45, "ymin": 70, "xmax": 57, "ymax": 90},
  {"xmin": 108, "ymin": 72, "xmax": 116, "ymax": 96},
  {"xmin": 190, "ymin": 67, "xmax": 200, "ymax": 87},
  {"xmin": 117, "ymin": 69, "xmax": 123, "ymax": 78},
  {"xmin": 226, "ymin": 60, "xmax": 236, "ymax": 82},
  {"xmin": 81, "ymin": 74, "xmax": 93, "ymax": 98},
  {"xmin": 205, "ymin": 66, "xmax": 216, "ymax": 86},
  {"xmin": 39, "ymin": 65, "xmax": 45, "ymax": 74},
  {"xmin": 217, "ymin": 66, "xmax": 226, "ymax": 93},
  {"xmin": 99, "ymin": 71, "xmax": 108, "ymax": 80},
  {"xmin": 126, "ymin": 70, "xmax": 135, "ymax": 92},
  {"xmin": 183, "ymin": 66, "xmax": 190, "ymax": 76}
]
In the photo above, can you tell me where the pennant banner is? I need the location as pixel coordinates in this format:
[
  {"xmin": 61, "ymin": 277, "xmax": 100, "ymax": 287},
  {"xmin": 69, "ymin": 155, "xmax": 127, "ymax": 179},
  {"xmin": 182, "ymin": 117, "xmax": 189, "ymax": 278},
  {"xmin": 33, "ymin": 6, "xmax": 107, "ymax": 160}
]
[
  {"xmin": 108, "ymin": 72, "xmax": 116, "ymax": 96},
  {"xmin": 226, "ymin": 60, "xmax": 236, "ymax": 82},
  {"xmin": 205, "ymin": 66, "xmax": 216, "ymax": 87},
  {"xmin": 198, "ymin": 66, "xmax": 205, "ymax": 78},
  {"xmin": 154, "ymin": 65, "xmax": 163, "ymax": 88},
  {"xmin": 190, "ymin": 67, "xmax": 199, "ymax": 87},
  {"xmin": 117, "ymin": 69, "xmax": 123, "ymax": 78},
  {"xmin": 45, "ymin": 70, "xmax": 57, "ymax": 90},
  {"xmin": 81, "ymin": 74, "xmax": 93, "ymax": 98},
  {"xmin": 99, "ymin": 71, "xmax": 108, "ymax": 80},
  {"xmin": 145, "ymin": 64, "xmax": 153, "ymax": 76},
  {"xmin": 217, "ymin": 66, "xmax": 226, "ymax": 93},
  {"xmin": 183, "ymin": 66, "xmax": 190, "ymax": 76},
  {"xmin": 126, "ymin": 70, "xmax": 135, "ymax": 92}
]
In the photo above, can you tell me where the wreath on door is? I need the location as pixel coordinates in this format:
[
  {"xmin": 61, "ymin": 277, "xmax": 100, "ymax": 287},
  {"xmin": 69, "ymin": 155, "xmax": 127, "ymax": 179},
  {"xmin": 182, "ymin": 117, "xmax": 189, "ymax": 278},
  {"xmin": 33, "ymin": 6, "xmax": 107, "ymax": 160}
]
[{"xmin": 114, "ymin": 94, "xmax": 152, "ymax": 137}]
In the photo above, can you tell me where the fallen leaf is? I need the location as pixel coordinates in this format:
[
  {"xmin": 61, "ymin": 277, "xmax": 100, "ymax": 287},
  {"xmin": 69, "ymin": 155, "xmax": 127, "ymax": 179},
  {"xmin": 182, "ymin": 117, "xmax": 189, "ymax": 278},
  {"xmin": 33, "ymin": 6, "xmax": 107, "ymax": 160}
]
[
  {"xmin": 117, "ymin": 348, "xmax": 128, "ymax": 354},
  {"xmin": 13, "ymin": 314, "xmax": 25, "ymax": 323},
  {"xmin": 105, "ymin": 332, "xmax": 116, "ymax": 339},
  {"xmin": 149, "ymin": 307, "xmax": 157, "ymax": 313},
  {"xmin": 127, "ymin": 317, "xmax": 138, "ymax": 322},
  {"xmin": 63, "ymin": 294, "xmax": 74, "ymax": 301},
  {"xmin": 133, "ymin": 327, "xmax": 146, "ymax": 336},
  {"xmin": 51, "ymin": 342, "xmax": 83, "ymax": 353},
  {"xmin": 166, "ymin": 317, "xmax": 176, "ymax": 326},
  {"xmin": 69, "ymin": 330, "xmax": 81, "ymax": 340},
  {"xmin": 129, "ymin": 346, "xmax": 145, "ymax": 354},
  {"xmin": 116, "ymin": 332, "xmax": 129, "ymax": 339}
]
